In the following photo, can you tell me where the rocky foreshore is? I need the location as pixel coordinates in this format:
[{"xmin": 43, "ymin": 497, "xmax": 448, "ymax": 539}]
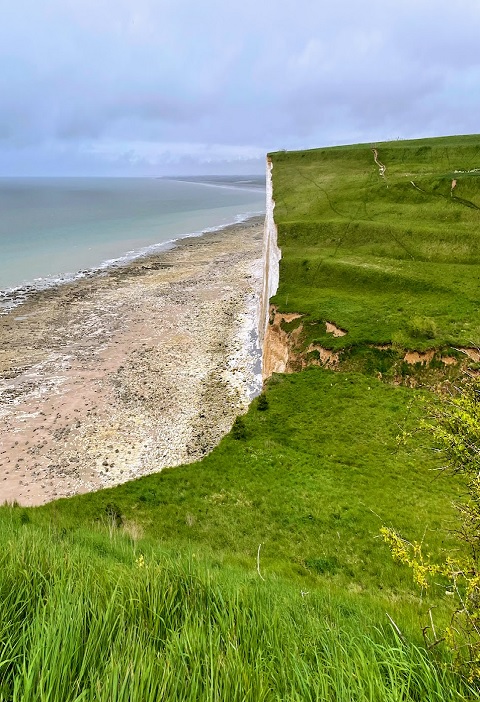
[{"xmin": 0, "ymin": 216, "xmax": 264, "ymax": 506}]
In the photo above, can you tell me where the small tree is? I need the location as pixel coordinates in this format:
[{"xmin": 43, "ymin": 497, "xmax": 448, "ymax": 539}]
[{"xmin": 383, "ymin": 378, "xmax": 480, "ymax": 681}]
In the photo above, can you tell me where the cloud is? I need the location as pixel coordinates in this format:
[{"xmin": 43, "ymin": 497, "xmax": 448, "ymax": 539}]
[{"xmin": 0, "ymin": 0, "xmax": 479, "ymax": 173}]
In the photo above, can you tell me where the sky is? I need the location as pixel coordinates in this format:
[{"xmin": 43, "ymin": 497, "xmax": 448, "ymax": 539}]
[{"xmin": 1, "ymin": 0, "xmax": 479, "ymax": 175}]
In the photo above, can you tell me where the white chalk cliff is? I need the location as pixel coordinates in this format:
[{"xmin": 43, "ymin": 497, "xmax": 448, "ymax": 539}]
[{"xmin": 259, "ymin": 158, "xmax": 286, "ymax": 379}]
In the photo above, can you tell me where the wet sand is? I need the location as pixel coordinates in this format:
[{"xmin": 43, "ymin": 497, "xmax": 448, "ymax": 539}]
[{"xmin": 0, "ymin": 216, "xmax": 264, "ymax": 506}]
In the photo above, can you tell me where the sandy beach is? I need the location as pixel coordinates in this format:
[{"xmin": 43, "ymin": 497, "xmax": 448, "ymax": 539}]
[{"xmin": 0, "ymin": 216, "xmax": 264, "ymax": 506}]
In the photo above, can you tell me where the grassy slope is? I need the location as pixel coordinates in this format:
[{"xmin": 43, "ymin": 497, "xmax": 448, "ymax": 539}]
[
  {"xmin": 3, "ymin": 134, "xmax": 480, "ymax": 699},
  {"xmin": 36, "ymin": 370, "xmax": 461, "ymax": 599},
  {"xmin": 270, "ymin": 135, "xmax": 480, "ymax": 356}
]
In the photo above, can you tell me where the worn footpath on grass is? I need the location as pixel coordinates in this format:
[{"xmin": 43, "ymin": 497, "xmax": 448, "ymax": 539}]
[{"xmin": 0, "ymin": 217, "xmax": 264, "ymax": 506}]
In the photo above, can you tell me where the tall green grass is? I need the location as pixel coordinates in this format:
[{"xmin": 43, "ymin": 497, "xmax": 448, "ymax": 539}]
[{"xmin": 0, "ymin": 517, "xmax": 474, "ymax": 701}]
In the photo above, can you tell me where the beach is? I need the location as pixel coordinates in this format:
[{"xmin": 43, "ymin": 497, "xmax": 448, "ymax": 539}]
[{"xmin": 0, "ymin": 216, "xmax": 264, "ymax": 506}]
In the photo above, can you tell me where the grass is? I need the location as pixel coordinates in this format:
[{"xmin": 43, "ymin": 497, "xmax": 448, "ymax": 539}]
[
  {"xmin": 0, "ymin": 516, "xmax": 474, "ymax": 701},
  {"xmin": 33, "ymin": 369, "xmax": 463, "ymax": 599},
  {"xmin": 269, "ymin": 135, "xmax": 480, "ymax": 357},
  {"xmin": 3, "ymin": 134, "xmax": 480, "ymax": 699}
]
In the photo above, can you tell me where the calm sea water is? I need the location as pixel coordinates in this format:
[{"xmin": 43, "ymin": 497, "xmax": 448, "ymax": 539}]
[{"xmin": 0, "ymin": 176, "xmax": 265, "ymax": 303}]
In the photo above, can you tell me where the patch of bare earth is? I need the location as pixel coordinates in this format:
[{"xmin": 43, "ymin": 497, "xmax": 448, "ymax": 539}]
[
  {"xmin": 262, "ymin": 309, "xmax": 303, "ymax": 377},
  {"xmin": 403, "ymin": 349, "xmax": 472, "ymax": 367},
  {"xmin": 262, "ymin": 311, "xmax": 350, "ymax": 378},
  {"xmin": 403, "ymin": 350, "xmax": 435, "ymax": 365},
  {"xmin": 325, "ymin": 322, "xmax": 347, "ymax": 337},
  {"xmin": 459, "ymin": 347, "xmax": 480, "ymax": 363},
  {"xmin": 307, "ymin": 345, "xmax": 340, "ymax": 368}
]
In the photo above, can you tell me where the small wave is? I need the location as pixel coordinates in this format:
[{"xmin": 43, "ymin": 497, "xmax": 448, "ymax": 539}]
[{"xmin": 0, "ymin": 211, "xmax": 265, "ymax": 315}]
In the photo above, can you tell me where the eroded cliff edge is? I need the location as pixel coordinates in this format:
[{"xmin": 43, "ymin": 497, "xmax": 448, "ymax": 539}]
[
  {"xmin": 259, "ymin": 158, "xmax": 284, "ymax": 379},
  {"xmin": 259, "ymin": 160, "xmax": 334, "ymax": 379}
]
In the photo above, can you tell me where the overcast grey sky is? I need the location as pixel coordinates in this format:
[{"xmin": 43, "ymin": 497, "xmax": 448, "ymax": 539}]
[{"xmin": 1, "ymin": 0, "xmax": 479, "ymax": 175}]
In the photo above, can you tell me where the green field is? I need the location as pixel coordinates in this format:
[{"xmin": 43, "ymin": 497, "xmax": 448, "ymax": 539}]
[
  {"xmin": 270, "ymin": 135, "xmax": 480, "ymax": 376},
  {"xmin": 3, "ymin": 134, "xmax": 480, "ymax": 700}
]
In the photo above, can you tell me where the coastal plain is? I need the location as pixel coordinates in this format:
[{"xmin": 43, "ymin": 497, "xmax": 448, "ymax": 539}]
[{"xmin": 0, "ymin": 217, "xmax": 264, "ymax": 505}]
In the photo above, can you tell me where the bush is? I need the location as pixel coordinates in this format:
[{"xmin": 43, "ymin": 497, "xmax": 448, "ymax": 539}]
[
  {"xmin": 257, "ymin": 393, "xmax": 269, "ymax": 411},
  {"xmin": 231, "ymin": 416, "xmax": 247, "ymax": 440},
  {"xmin": 383, "ymin": 378, "xmax": 480, "ymax": 682}
]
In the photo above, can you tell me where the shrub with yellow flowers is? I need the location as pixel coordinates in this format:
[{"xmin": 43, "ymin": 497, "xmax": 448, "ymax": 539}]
[{"xmin": 383, "ymin": 377, "xmax": 480, "ymax": 682}]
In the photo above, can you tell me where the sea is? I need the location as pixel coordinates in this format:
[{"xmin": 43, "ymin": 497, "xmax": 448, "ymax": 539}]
[{"xmin": 0, "ymin": 175, "xmax": 265, "ymax": 312}]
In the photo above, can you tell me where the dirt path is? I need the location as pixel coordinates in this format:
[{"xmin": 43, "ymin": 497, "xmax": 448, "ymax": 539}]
[
  {"xmin": 0, "ymin": 217, "xmax": 264, "ymax": 505},
  {"xmin": 372, "ymin": 147, "xmax": 387, "ymax": 183}
]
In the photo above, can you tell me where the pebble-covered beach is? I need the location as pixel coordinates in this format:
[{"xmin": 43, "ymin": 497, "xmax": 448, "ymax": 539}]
[{"xmin": 0, "ymin": 216, "xmax": 264, "ymax": 505}]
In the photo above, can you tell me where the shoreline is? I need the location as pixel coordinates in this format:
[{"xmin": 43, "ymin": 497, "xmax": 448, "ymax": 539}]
[
  {"xmin": 0, "ymin": 209, "xmax": 264, "ymax": 315},
  {"xmin": 0, "ymin": 215, "xmax": 264, "ymax": 506}
]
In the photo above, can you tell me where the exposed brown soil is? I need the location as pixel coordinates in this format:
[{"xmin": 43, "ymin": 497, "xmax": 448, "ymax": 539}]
[
  {"xmin": 307, "ymin": 344, "xmax": 340, "ymax": 368},
  {"xmin": 262, "ymin": 311, "xmax": 472, "ymax": 381},
  {"xmin": 459, "ymin": 347, "xmax": 480, "ymax": 363},
  {"xmin": 440, "ymin": 356, "xmax": 457, "ymax": 366},
  {"xmin": 280, "ymin": 313, "xmax": 303, "ymax": 323},
  {"xmin": 325, "ymin": 322, "xmax": 347, "ymax": 337},
  {"xmin": 403, "ymin": 348, "xmax": 478, "ymax": 367},
  {"xmin": 262, "ymin": 309, "xmax": 304, "ymax": 377},
  {"xmin": 403, "ymin": 350, "xmax": 435, "ymax": 365},
  {"xmin": 262, "ymin": 308, "xmax": 346, "ymax": 377}
]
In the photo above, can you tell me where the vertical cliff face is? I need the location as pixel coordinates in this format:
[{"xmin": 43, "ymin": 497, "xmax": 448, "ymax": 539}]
[
  {"xmin": 259, "ymin": 158, "xmax": 281, "ymax": 338},
  {"xmin": 259, "ymin": 158, "xmax": 283, "ymax": 379}
]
